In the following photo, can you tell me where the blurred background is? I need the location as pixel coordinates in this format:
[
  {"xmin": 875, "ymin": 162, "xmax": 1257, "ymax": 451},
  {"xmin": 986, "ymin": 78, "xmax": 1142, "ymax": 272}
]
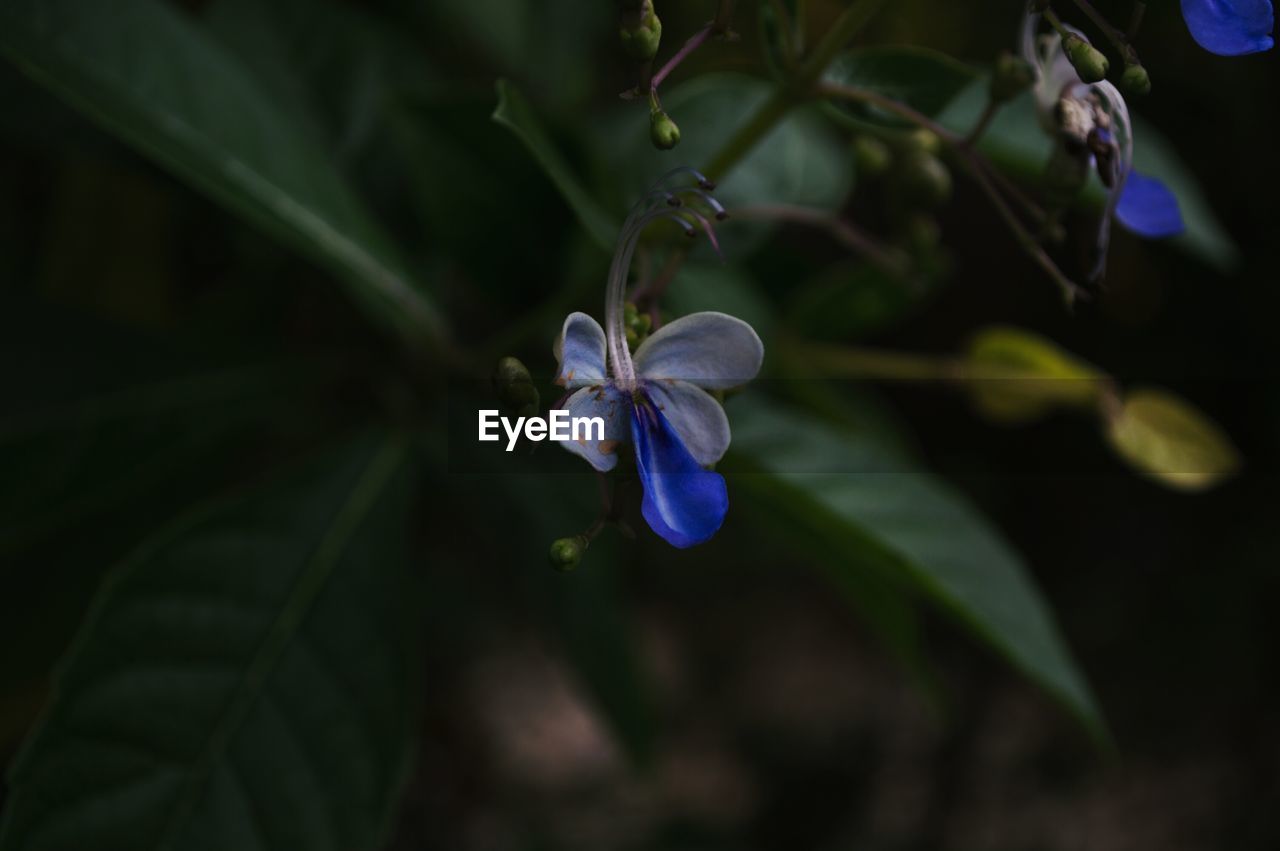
[{"xmin": 1, "ymin": 0, "xmax": 1278, "ymax": 849}]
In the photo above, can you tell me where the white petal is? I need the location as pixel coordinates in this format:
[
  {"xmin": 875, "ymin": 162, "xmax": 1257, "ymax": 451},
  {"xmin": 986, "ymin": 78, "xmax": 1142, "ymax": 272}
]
[
  {"xmin": 554, "ymin": 385, "xmax": 629, "ymax": 472},
  {"xmin": 633, "ymin": 311, "xmax": 763, "ymax": 390},
  {"xmin": 644, "ymin": 380, "xmax": 731, "ymax": 466},
  {"xmin": 553, "ymin": 312, "xmax": 607, "ymax": 390}
]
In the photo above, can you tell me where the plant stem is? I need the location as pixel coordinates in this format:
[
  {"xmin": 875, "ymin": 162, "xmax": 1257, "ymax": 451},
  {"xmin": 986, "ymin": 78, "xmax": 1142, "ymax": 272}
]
[
  {"xmin": 1127, "ymin": 1, "xmax": 1147, "ymax": 40},
  {"xmin": 820, "ymin": 81, "xmax": 1076, "ymax": 300},
  {"xmin": 1069, "ymin": 0, "xmax": 1141, "ymax": 64},
  {"xmin": 651, "ymin": 24, "xmax": 712, "ymax": 90},
  {"xmin": 796, "ymin": 342, "xmax": 959, "ymax": 381},
  {"xmin": 960, "ymin": 157, "xmax": 1087, "ymax": 306},
  {"xmin": 965, "ymin": 99, "xmax": 1000, "ymax": 146},
  {"xmin": 704, "ymin": 0, "xmax": 888, "ymax": 179},
  {"xmin": 730, "ymin": 204, "xmax": 912, "ymax": 280},
  {"xmin": 712, "ymin": 0, "xmax": 737, "ymax": 34}
]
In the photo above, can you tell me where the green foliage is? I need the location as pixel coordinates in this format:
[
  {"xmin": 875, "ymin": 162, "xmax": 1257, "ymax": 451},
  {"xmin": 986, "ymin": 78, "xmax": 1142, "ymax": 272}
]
[
  {"xmin": 822, "ymin": 46, "xmax": 979, "ymax": 131},
  {"xmin": 0, "ymin": 0, "xmax": 1261, "ymax": 843},
  {"xmin": 492, "ymin": 79, "xmax": 619, "ymax": 250},
  {"xmin": 0, "ymin": 0, "xmax": 442, "ymax": 345},
  {"xmin": 729, "ymin": 396, "xmax": 1104, "ymax": 737},
  {"xmin": 0, "ymin": 435, "xmax": 421, "ymax": 851}
]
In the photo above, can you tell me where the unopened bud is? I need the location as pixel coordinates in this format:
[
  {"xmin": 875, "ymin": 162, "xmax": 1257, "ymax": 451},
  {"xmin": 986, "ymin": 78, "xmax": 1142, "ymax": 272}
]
[
  {"xmin": 650, "ymin": 108, "xmax": 681, "ymax": 150},
  {"xmin": 1121, "ymin": 62, "xmax": 1151, "ymax": 96},
  {"xmin": 619, "ymin": 1, "xmax": 662, "ymax": 62},
  {"xmin": 493, "ymin": 356, "xmax": 539, "ymax": 415},
  {"xmin": 1063, "ymin": 33, "xmax": 1109, "ymax": 84},
  {"xmin": 549, "ymin": 535, "xmax": 588, "ymax": 571},
  {"xmin": 854, "ymin": 136, "xmax": 892, "ymax": 176},
  {"xmin": 990, "ymin": 51, "xmax": 1036, "ymax": 102},
  {"xmin": 906, "ymin": 128, "xmax": 942, "ymax": 156},
  {"xmin": 901, "ymin": 152, "xmax": 952, "ymax": 210}
]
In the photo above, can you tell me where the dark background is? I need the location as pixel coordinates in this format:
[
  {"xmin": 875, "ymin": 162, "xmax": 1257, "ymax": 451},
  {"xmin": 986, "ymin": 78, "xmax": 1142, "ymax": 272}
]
[{"xmin": 2, "ymin": 1, "xmax": 1278, "ymax": 848}]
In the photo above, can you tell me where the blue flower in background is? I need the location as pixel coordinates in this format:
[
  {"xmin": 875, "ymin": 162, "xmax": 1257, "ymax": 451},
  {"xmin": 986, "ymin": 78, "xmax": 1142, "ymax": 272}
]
[
  {"xmin": 553, "ymin": 172, "xmax": 763, "ymax": 548},
  {"xmin": 1182, "ymin": 0, "xmax": 1274, "ymax": 55},
  {"xmin": 1021, "ymin": 11, "xmax": 1186, "ymax": 279}
]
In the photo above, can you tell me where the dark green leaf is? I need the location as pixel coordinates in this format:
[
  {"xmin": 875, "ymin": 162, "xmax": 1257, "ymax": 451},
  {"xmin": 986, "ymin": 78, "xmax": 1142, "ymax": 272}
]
[
  {"xmin": 823, "ymin": 46, "xmax": 979, "ymax": 130},
  {"xmin": 0, "ymin": 434, "xmax": 421, "ymax": 851},
  {"xmin": 0, "ymin": 0, "xmax": 443, "ymax": 344},
  {"xmin": 727, "ymin": 396, "xmax": 1105, "ymax": 738},
  {"xmin": 492, "ymin": 79, "xmax": 619, "ymax": 251}
]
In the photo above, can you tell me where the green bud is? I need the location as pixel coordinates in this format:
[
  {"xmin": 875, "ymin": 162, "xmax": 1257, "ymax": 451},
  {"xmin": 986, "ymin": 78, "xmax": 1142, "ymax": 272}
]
[
  {"xmin": 1121, "ymin": 63, "xmax": 1151, "ymax": 96},
  {"xmin": 1063, "ymin": 33, "xmax": 1109, "ymax": 84},
  {"xmin": 493, "ymin": 356, "xmax": 540, "ymax": 414},
  {"xmin": 650, "ymin": 108, "xmax": 681, "ymax": 150},
  {"xmin": 549, "ymin": 535, "xmax": 588, "ymax": 571},
  {"xmin": 854, "ymin": 136, "xmax": 892, "ymax": 176},
  {"xmin": 619, "ymin": 1, "xmax": 662, "ymax": 62},
  {"xmin": 905, "ymin": 128, "xmax": 942, "ymax": 156},
  {"xmin": 493, "ymin": 355, "xmax": 531, "ymax": 390},
  {"xmin": 990, "ymin": 51, "xmax": 1036, "ymax": 103},
  {"xmin": 900, "ymin": 152, "xmax": 952, "ymax": 210}
]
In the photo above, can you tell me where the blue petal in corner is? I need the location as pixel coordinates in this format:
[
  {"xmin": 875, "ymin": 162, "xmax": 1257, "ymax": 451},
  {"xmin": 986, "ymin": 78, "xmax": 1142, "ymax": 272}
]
[
  {"xmin": 1181, "ymin": 0, "xmax": 1274, "ymax": 56},
  {"xmin": 631, "ymin": 395, "xmax": 728, "ymax": 548},
  {"xmin": 1116, "ymin": 172, "xmax": 1185, "ymax": 239}
]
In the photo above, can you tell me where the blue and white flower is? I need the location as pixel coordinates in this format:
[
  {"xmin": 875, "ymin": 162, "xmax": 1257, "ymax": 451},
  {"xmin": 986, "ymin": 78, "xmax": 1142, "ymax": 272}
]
[
  {"xmin": 1021, "ymin": 9, "xmax": 1185, "ymax": 280},
  {"xmin": 552, "ymin": 171, "xmax": 763, "ymax": 548},
  {"xmin": 1182, "ymin": 0, "xmax": 1273, "ymax": 56}
]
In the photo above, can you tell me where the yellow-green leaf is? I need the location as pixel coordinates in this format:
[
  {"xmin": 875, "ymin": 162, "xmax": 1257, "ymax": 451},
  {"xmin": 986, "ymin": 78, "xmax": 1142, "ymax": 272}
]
[
  {"xmin": 1105, "ymin": 389, "xmax": 1240, "ymax": 492},
  {"xmin": 964, "ymin": 326, "xmax": 1106, "ymax": 425}
]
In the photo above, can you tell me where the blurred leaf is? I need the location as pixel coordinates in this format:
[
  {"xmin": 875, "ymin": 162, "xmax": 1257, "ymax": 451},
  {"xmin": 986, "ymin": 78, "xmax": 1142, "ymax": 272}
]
[
  {"xmin": 0, "ymin": 299, "xmax": 338, "ymax": 559},
  {"xmin": 0, "ymin": 0, "xmax": 443, "ymax": 344},
  {"xmin": 597, "ymin": 73, "xmax": 853, "ymax": 227},
  {"xmin": 758, "ymin": 0, "xmax": 800, "ymax": 80},
  {"xmin": 203, "ymin": 0, "xmax": 442, "ymax": 163},
  {"xmin": 823, "ymin": 46, "xmax": 979, "ymax": 131},
  {"xmin": 963, "ymin": 326, "xmax": 1106, "ymax": 425},
  {"xmin": 728, "ymin": 396, "xmax": 1104, "ymax": 737},
  {"xmin": 428, "ymin": 0, "xmax": 610, "ymax": 109},
  {"xmin": 665, "ymin": 263, "xmax": 776, "ymax": 339},
  {"xmin": 1105, "ymin": 388, "xmax": 1240, "ymax": 492},
  {"xmin": 939, "ymin": 83, "xmax": 1239, "ymax": 272},
  {"xmin": 0, "ymin": 434, "xmax": 421, "ymax": 851},
  {"xmin": 787, "ymin": 262, "xmax": 926, "ymax": 340},
  {"xmin": 492, "ymin": 79, "xmax": 619, "ymax": 251}
]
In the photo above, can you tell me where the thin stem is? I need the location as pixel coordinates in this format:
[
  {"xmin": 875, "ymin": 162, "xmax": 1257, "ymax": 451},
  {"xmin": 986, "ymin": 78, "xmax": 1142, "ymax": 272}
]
[
  {"xmin": 651, "ymin": 24, "xmax": 712, "ymax": 90},
  {"xmin": 820, "ymin": 81, "xmax": 1074, "ymax": 298},
  {"xmin": 730, "ymin": 204, "xmax": 912, "ymax": 280},
  {"xmin": 766, "ymin": 0, "xmax": 797, "ymax": 67},
  {"xmin": 797, "ymin": 342, "xmax": 959, "ymax": 381},
  {"xmin": 960, "ymin": 157, "xmax": 1087, "ymax": 306},
  {"xmin": 1127, "ymin": 1, "xmax": 1147, "ymax": 40},
  {"xmin": 704, "ymin": 0, "xmax": 888, "ymax": 179},
  {"xmin": 712, "ymin": 0, "xmax": 737, "ymax": 34},
  {"xmin": 965, "ymin": 99, "xmax": 1000, "ymax": 146},
  {"xmin": 1069, "ymin": 0, "xmax": 1141, "ymax": 63}
]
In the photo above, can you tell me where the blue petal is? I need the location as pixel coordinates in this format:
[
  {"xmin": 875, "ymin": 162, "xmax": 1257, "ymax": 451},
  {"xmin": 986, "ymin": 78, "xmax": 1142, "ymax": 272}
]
[
  {"xmin": 1116, "ymin": 172, "xmax": 1185, "ymax": 238},
  {"xmin": 1182, "ymin": 0, "xmax": 1274, "ymax": 55},
  {"xmin": 554, "ymin": 312, "xmax": 607, "ymax": 390},
  {"xmin": 631, "ymin": 396, "xmax": 728, "ymax": 548}
]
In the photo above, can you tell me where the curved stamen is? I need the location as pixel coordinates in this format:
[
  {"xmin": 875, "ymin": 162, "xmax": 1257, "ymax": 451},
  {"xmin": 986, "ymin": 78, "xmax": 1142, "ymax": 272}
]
[{"xmin": 606, "ymin": 176, "xmax": 728, "ymax": 388}]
